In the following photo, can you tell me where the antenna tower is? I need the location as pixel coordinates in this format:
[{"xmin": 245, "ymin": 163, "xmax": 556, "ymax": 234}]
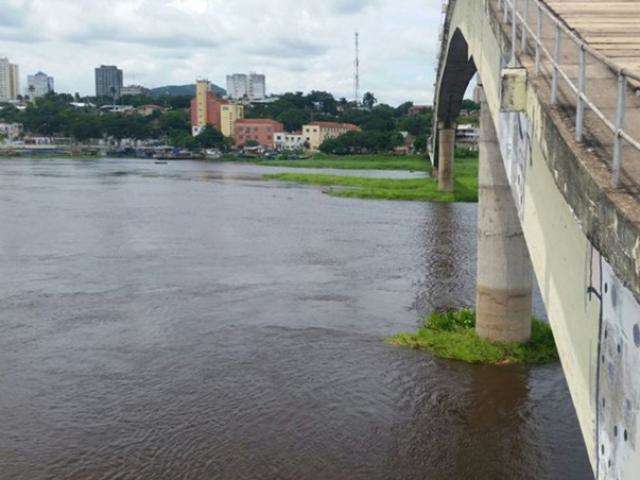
[{"xmin": 354, "ymin": 32, "xmax": 360, "ymax": 105}]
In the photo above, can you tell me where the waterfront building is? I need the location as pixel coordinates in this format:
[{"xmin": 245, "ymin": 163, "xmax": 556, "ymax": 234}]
[
  {"xmin": 220, "ymin": 103, "xmax": 244, "ymax": 138},
  {"xmin": 226, "ymin": 72, "xmax": 266, "ymax": 100},
  {"xmin": 190, "ymin": 79, "xmax": 228, "ymax": 136},
  {"xmin": 27, "ymin": 71, "xmax": 54, "ymax": 99},
  {"xmin": 137, "ymin": 104, "xmax": 165, "ymax": 116},
  {"xmin": 0, "ymin": 58, "xmax": 20, "ymax": 101},
  {"xmin": 273, "ymin": 132, "xmax": 305, "ymax": 151},
  {"xmin": 0, "ymin": 122, "xmax": 23, "ymax": 141},
  {"xmin": 121, "ymin": 85, "xmax": 150, "ymax": 97},
  {"xmin": 234, "ymin": 119, "xmax": 283, "ymax": 149},
  {"xmin": 95, "ymin": 65, "xmax": 123, "ymax": 98},
  {"xmin": 302, "ymin": 121, "xmax": 360, "ymax": 151}
]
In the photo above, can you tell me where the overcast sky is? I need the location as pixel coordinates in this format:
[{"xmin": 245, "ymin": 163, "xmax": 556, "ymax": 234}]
[{"xmin": 0, "ymin": 0, "xmax": 443, "ymax": 106}]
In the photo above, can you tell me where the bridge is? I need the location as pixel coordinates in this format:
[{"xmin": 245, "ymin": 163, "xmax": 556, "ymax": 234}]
[{"xmin": 433, "ymin": 0, "xmax": 640, "ymax": 478}]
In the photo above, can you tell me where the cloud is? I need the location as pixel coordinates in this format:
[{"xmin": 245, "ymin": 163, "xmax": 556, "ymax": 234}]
[
  {"xmin": 0, "ymin": 0, "xmax": 443, "ymax": 106},
  {"xmin": 248, "ymin": 37, "xmax": 330, "ymax": 59},
  {"xmin": 330, "ymin": 0, "xmax": 378, "ymax": 14}
]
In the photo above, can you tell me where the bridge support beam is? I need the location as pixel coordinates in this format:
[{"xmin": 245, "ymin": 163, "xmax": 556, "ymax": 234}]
[
  {"xmin": 438, "ymin": 122, "xmax": 455, "ymax": 193},
  {"xmin": 476, "ymin": 90, "xmax": 533, "ymax": 343}
]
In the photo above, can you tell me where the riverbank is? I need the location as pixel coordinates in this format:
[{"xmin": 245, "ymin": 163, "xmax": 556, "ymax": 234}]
[
  {"xmin": 264, "ymin": 157, "xmax": 478, "ymax": 202},
  {"xmin": 388, "ymin": 309, "xmax": 558, "ymax": 365}
]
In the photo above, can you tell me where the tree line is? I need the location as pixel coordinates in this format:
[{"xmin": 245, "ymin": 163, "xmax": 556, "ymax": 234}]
[{"xmin": 0, "ymin": 91, "xmax": 478, "ymax": 154}]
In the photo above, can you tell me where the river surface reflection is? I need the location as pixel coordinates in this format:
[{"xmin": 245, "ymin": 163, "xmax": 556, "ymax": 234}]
[{"xmin": 0, "ymin": 158, "xmax": 591, "ymax": 479}]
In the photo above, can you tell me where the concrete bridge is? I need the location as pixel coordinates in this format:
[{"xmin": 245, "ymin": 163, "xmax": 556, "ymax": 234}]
[{"xmin": 433, "ymin": 1, "xmax": 640, "ymax": 477}]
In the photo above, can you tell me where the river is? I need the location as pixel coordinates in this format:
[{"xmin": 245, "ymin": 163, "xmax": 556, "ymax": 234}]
[{"xmin": 0, "ymin": 158, "xmax": 592, "ymax": 479}]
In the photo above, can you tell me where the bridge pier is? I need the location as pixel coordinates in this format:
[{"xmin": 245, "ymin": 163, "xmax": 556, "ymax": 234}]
[
  {"xmin": 438, "ymin": 122, "xmax": 455, "ymax": 193},
  {"xmin": 476, "ymin": 89, "xmax": 532, "ymax": 343}
]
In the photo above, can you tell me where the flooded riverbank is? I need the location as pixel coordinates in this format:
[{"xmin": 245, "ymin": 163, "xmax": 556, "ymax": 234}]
[{"xmin": 0, "ymin": 158, "xmax": 591, "ymax": 479}]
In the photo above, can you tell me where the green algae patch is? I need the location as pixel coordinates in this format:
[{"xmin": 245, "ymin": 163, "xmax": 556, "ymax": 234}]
[{"xmin": 388, "ymin": 309, "xmax": 558, "ymax": 365}]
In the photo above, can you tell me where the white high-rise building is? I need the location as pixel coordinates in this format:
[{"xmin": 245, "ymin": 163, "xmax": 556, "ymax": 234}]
[
  {"xmin": 27, "ymin": 71, "xmax": 54, "ymax": 99},
  {"xmin": 0, "ymin": 58, "xmax": 20, "ymax": 101},
  {"xmin": 248, "ymin": 73, "xmax": 266, "ymax": 100},
  {"xmin": 226, "ymin": 72, "xmax": 266, "ymax": 100}
]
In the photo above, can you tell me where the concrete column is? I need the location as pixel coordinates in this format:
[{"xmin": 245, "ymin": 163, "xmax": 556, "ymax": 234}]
[
  {"xmin": 476, "ymin": 88, "xmax": 533, "ymax": 343},
  {"xmin": 438, "ymin": 122, "xmax": 455, "ymax": 193}
]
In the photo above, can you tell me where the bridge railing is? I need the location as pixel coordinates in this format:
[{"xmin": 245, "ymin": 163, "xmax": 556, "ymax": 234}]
[{"xmin": 498, "ymin": 0, "xmax": 640, "ymax": 188}]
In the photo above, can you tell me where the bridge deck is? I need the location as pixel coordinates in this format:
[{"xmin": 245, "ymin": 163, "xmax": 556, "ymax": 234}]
[
  {"xmin": 546, "ymin": 0, "xmax": 640, "ymax": 75},
  {"xmin": 500, "ymin": 0, "xmax": 640, "ymax": 195}
]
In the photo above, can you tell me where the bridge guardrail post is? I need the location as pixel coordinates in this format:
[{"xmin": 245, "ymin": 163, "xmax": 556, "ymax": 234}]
[
  {"xmin": 551, "ymin": 24, "xmax": 561, "ymax": 104},
  {"xmin": 534, "ymin": 4, "xmax": 541, "ymax": 75},
  {"xmin": 613, "ymin": 73, "xmax": 627, "ymax": 187},
  {"xmin": 576, "ymin": 45, "xmax": 586, "ymax": 142},
  {"xmin": 521, "ymin": 0, "xmax": 529, "ymax": 53},
  {"xmin": 511, "ymin": 0, "xmax": 517, "ymax": 66}
]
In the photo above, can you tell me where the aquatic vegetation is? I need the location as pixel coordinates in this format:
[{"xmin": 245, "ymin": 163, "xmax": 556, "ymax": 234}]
[
  {"xmin": 263, "ymin": 157, "xmax": 478, "ymax": 203},
  {"xmin": 388, "ymin": 309, "xmax": 559, "ymax": 365}
]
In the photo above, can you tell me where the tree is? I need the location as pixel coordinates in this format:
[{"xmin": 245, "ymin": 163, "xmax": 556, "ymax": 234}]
[
  {"xmin": 196, "ymin": 125, "xmax": 226, "ymax": 149},
  {"xmin": 362, "ymin": 92, "xmax": 377, "ymax": 110},
  {"xmin": 413, "ymin": 135, "xmax": 428, "ymax": 153},
  {"xmin": 395, "ymin": 101, "xmax": 414, "ymax": 117}
]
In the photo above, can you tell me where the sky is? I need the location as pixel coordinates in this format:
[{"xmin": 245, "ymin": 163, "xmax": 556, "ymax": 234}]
[{"xmin": 0, "ymin": 0, "xmax": 444, "ymax": 106}]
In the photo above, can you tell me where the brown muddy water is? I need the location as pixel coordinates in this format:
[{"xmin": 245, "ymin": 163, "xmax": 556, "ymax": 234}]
[{"xmin": 0, "ymin": 158, "xmax": 592, "ymax": 479}]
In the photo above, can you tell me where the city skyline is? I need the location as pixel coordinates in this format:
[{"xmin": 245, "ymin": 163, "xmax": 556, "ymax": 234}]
[{"xmin": 0, "ymin": 0, "xmax": 442, "ymax": 106}]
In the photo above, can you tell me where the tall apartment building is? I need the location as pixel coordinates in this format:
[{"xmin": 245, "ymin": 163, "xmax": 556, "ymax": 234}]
[
  {"xmin": 190, "ymin": 79, "xmax": 228, "ymax": 136},
  {"xmin": 0, "ymin": 58, "xmax": 20, "ymax": 101},
  {"xmin": 220, "ymin": 103, "xmax": 244, "ymax": 138},
  {"xmin": 27, "ymin": 71, "xmax": 54, "ymax": 99},
  {"xmin": 302, "ymin": 121, "xmax": 360, "ymax": 151},
  {"xmin": 95, "ymin": 65, "xmax": 123, "ymax": 98},
  {"xmin": 226, "ymin": 73, "xmax": 266, "ymax": 100}
]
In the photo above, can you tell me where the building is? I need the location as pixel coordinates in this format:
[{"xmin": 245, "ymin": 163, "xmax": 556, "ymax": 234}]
[
  {"xmin": 0, "ymin": 122, "xmax": 23, "ymax": 141},
  {"xmin": 220, "ymin": 103, "xmax": 244, "ymax": 138},
  {"xmin": 95, "ymin": 65, "xmax": 123, "ymax": 98},
  {"xmin": 456, "ymin": 124, "xmax": 479, "ymax": 150},
  {"xmin": 190, "ymin": 79, "xmax": 228, "ymax": 136},
  {"xmin": 234, "ymin": 119, "xmax": 283, "ymax": 149},
  {"xmin": 302, "ymin": 121, "xmax": 360, "ymax": 151},
  {"xmin": 121, "ymin": 85, "xmax": 150, "ymax": 97},
  {"xmin": 273, "ymin": 132, "xmax": 305, "ymax": 151},
  {"xmin": 408, "ymin": 105, "xmax": 431, "ymax": 116},
  {"xmin": 27, "ymin": 71, "xmax": 54, "ymax": 99},
  {"xmin": 137, "ymin": 104, "xmax": 165, "ymax": 116},
  {"xmin": 226, "ymin": 72, "xmax": 266, "ymax": 100},
  {"xmin": 0, "ymin": 58, "xmax": 20, "ymax": 101}
]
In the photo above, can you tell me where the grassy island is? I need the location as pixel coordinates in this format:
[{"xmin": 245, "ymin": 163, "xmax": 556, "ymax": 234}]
[
  {"xmin": 263, "ymin": 157, "xmax": 478, "ymax": 203},
  {"xmin": 388, "ymin": 309, "xmax": 558, "ymax": 365}
]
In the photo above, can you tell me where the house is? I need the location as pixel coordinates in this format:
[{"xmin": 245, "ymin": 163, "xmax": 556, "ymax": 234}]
[
  {"xmin": 234, "ymin": 119, "xmax": 284, "ymax": 149},
  {"xmin": 273, "ymin": 131, "xmax": 305, "ymax": 151},
  {"xmin": 137, "ymin": 104, "xmax": 165, "ymax": 116},
  {"xmin": 302, "ymin": 121, "xmax": 360, "ymax": 151}
]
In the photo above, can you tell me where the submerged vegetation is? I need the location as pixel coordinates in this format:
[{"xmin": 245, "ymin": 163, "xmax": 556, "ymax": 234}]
[
  {"xmin": 263, "ymin": 156, "xmax": 478, "ymax": 203},
  {"xmin": 388, "ymin": 309, "xmax": 558, "ymax": 365}
]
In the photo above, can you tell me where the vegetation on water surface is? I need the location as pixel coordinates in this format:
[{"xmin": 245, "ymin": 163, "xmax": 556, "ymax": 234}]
[
  {"xmin": 388, "ymin": 309, "xmax": 558, "ymax": 365},
  {"xmin": 253, "ymin": 154, "xmax": 431, "ymax": 172},
  {"xmin": 263, "ymin": 156, "xmax": 478, "ymax": 203}
]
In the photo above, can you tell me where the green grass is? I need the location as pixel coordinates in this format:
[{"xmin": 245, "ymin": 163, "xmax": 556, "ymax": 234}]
[
  {"xmin": 263, "ymin": 157, "xmax": 478, "ymax": 203},
  {"xmin": 387, "ymin": 309, "xmax": 558, "ymax": 365},
  {"xmin": 251, "ymin": 154, "xmax": 431, "ymax": 172}
]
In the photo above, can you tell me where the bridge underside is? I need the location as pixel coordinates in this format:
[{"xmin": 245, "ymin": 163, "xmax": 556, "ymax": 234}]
[{"xmin": 434, "ymin": 1, "xmax": 640, "ymax": 478}]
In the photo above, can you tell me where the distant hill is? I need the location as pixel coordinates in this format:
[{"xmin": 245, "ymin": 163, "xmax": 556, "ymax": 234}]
[{"xmin": 150, "ymin": 84, "xmax": 226, "ymax": 97}]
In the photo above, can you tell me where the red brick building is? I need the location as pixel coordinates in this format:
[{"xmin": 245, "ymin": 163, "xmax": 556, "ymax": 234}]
[{"xmin": 234, "ymin": 119, "xmax": 284, "ymax": 149}]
